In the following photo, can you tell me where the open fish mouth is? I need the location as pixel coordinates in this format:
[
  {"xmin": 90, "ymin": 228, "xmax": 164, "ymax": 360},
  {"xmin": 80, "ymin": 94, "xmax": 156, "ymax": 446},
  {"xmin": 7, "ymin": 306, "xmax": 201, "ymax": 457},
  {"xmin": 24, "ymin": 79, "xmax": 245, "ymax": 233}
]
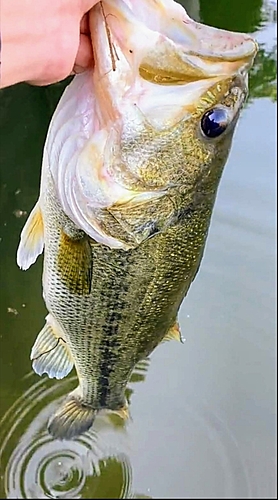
[
  {"xmin": 90, "ymin": 0, "xmax": 258, "ymax": 89},
  {"xmin": 46, "ymin": 0, "xmax": 258, "ymax": 250},
  {"xmin": 16, "ymin": 0, "xmax": 259, "ymax": 442}
]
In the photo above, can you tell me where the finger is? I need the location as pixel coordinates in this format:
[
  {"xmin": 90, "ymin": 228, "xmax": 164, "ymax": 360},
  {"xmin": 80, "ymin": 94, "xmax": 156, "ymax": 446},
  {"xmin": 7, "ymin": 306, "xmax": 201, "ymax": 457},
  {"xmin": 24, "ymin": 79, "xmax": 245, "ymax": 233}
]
[
  {"xmin": 80, "ymin": 13, "xmax": 89, "ymax": 35},
  {"xmin": 72, "ymin": 33, "xmax": 94, "ymax": 73}
]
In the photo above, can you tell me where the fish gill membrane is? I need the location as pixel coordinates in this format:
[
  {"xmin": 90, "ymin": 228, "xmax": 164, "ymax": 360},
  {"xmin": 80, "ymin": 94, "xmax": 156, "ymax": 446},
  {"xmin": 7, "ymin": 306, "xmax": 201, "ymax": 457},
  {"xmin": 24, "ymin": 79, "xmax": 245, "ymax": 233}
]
[{"xmin": 16, "ymin": 0, "xmax": 257, "ymax": 440}]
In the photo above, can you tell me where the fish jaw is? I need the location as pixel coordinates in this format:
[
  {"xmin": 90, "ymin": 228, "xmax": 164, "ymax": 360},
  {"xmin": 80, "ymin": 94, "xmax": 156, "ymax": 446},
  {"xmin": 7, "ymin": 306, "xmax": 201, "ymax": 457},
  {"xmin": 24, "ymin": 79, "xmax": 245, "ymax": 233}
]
[
  {"xmin": 89, "ymin": 0, "xmax": 257, "ymax": 123},
  {"xmin": 47, "ymin": 0, "xmax": 257, "ymax": 250},
  {"xmin": 87, "ymin": 0, "xmax": 257, "ymax": 189}
]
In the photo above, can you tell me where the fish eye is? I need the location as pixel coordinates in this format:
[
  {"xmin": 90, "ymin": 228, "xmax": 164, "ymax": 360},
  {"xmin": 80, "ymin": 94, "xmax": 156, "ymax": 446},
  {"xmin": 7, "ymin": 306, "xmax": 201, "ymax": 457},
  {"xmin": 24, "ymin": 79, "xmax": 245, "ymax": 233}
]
[{"xmin": 201, "ymin": 107, "xmax": 230, "ymax": 139}]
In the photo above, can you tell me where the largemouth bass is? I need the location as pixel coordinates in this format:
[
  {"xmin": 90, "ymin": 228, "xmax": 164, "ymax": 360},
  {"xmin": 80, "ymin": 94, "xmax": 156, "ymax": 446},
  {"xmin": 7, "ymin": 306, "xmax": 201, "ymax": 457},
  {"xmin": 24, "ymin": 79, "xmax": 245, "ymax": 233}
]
[{"xmin": 17, "ymin": 0, "xmax": 257, "ymax": 440}]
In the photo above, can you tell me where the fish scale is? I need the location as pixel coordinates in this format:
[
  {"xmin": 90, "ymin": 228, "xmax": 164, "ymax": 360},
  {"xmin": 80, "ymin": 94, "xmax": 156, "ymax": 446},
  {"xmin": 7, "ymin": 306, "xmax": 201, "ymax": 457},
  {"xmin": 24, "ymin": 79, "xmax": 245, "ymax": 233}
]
[
  {"xmin": 16, "ymin": 0, "xmax": 257, "ymax": 439},
  {"xmin": 43, "ymin": 169, "xmax": 212, "ymax": 411}
]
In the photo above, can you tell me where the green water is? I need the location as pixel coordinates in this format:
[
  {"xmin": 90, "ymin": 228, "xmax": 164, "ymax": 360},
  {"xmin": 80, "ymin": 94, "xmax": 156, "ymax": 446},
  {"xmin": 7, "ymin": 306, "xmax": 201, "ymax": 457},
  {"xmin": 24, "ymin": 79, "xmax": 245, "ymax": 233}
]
[{"xmin": 0, "ymin": 0, "xmax": 276, "ymax": 498}]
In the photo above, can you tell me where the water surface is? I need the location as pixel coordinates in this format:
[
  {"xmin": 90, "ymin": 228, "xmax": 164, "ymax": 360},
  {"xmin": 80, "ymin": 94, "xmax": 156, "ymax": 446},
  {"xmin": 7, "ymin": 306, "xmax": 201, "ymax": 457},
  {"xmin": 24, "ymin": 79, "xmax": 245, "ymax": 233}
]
[{"xmin": 0, "ymin": 0, "xmax": 276, "ymax": 498}]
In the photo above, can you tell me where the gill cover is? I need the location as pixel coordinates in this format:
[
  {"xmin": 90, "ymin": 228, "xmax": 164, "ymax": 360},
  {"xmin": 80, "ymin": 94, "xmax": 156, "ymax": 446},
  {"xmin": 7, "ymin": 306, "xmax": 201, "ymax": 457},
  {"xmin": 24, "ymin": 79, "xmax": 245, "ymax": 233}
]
[{"xmin": 42, "ymin": 0, "xmax": 257, "ymax": 250}]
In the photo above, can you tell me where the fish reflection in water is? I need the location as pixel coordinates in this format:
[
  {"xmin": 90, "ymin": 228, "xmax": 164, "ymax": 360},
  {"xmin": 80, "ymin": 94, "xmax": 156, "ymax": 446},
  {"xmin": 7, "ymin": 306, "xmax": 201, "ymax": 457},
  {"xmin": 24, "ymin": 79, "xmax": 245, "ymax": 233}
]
[
  {"xmin": 0, "ymin": 360, "xmax": 151, "ymax": 499},
  {"xmin": 0, "ymin": 355, "xmax": 251, "ymax": 499}
]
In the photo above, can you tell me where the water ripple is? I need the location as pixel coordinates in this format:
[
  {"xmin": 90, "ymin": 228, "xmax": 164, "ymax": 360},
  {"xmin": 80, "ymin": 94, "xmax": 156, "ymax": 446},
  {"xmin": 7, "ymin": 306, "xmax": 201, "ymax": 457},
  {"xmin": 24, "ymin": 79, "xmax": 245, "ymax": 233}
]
[{"xmin": 0, "ymin": 374, "xmax": 133, "ymax": 499}]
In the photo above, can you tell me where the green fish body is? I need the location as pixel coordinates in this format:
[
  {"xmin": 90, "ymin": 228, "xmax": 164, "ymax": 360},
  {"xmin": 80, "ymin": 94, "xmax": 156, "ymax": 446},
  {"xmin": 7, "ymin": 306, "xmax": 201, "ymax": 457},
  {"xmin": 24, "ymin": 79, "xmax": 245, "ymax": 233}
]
[{"xmin": 17, "ymin": 0, "xmax": 257, "ymax": 439}]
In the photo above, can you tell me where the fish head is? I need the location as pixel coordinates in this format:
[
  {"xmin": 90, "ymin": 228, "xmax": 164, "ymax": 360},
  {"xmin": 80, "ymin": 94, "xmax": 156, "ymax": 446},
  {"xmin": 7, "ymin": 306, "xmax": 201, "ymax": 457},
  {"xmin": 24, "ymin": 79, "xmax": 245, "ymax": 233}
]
[{"xmin": 52, "ymin": 0, "xmax": 257, "ymax": 247}]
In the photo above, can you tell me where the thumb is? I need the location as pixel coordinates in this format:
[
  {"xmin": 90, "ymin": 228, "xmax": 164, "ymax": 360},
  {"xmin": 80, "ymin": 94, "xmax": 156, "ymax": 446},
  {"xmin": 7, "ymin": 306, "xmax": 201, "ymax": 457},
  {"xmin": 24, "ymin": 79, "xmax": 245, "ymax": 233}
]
[
  {"xmin": 80, "ymin": 0, "xmax": 100, "ymax": 14},
  {"xmin": 73, "ymin": 33, "xmax": 94, "ymax": 74}
]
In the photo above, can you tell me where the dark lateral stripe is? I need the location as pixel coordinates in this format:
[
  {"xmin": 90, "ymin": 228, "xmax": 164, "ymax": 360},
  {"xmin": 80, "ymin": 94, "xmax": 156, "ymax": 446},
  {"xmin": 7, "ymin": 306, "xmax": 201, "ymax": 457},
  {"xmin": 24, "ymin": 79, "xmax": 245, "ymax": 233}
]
[{"xmin": 97, "ymin": 253, "xmax": 131, "ymax": 407}]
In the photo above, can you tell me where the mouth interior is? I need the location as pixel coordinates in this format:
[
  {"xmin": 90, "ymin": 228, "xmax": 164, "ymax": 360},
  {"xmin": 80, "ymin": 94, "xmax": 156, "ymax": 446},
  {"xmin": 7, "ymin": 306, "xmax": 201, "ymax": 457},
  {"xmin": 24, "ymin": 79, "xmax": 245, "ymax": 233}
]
[
  {"xmin": 138, "ymin": 49, "xmax": 253, "ymax": 86},
  {"xmin": 138, "ymin": 65, "xmax": 206, "ymax": 85}
]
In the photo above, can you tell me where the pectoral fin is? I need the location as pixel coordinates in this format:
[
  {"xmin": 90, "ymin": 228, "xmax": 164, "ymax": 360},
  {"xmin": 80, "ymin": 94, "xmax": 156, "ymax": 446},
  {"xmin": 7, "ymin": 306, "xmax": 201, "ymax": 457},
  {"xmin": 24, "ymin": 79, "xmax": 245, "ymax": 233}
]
[
  {"xmin": 31, "ymin": 314, "xmax": 73, "ymax": 379},
  {"xmin": 163, "ymin": 321, "xmax": 184, "ymax": 343},
  {"xmin": 57, "ymin": 230, "xmax": 92, "ymax": 295},
  {"xmin": 17, "ymin": 201, "xmax": 44, "ymax": 270}
]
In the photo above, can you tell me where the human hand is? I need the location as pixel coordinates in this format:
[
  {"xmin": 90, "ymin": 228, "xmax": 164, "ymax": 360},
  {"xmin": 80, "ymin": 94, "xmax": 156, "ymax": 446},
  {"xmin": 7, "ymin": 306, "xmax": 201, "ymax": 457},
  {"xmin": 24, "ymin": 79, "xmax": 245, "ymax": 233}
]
[{"xmin": 0, "ymin": 0, "xmax": 99, "ymax": 88}]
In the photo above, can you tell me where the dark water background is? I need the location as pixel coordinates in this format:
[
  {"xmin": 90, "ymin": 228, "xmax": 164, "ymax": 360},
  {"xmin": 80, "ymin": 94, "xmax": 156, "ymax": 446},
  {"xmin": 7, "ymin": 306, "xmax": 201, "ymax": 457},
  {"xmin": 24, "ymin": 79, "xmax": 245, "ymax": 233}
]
[{"xmin": 0, "ymin": 0, "xmax": 276, "ymax": 498}]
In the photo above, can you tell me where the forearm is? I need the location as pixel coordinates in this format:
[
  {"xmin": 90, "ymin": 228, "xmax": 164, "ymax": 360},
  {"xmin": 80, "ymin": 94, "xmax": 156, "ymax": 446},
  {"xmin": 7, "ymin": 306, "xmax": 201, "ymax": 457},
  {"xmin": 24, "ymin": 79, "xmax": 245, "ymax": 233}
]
[{"xmin": 0, "ymin": 0, "xmax": 81, "ymax": 88}]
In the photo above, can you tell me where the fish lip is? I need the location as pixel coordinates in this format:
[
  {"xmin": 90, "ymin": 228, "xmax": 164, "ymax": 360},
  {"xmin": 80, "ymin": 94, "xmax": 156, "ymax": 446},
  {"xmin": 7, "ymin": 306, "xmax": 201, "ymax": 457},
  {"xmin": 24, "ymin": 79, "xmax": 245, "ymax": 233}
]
[
  {"xmin": 148, "ymin": 14, "xmax": 258, "ymax": 80},
  {"xmin": 170, "ymin": 34, "xmax": 258, "ymax": 81},
  {"xmin": 90, "ymin": 0, "xmax": 258, "ymax": 93},
  {"xmin": 184, "ymin": 36, "xmax": 258, "ymax": 63},
  {"xmin": 173, "ymin": 14, "xmax": 258, "ymax": 62}
]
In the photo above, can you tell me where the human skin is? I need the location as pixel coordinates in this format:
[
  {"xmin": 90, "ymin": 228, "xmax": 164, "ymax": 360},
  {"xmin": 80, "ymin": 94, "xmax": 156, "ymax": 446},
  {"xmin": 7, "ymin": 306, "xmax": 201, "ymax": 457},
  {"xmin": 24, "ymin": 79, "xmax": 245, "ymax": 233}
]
[{"xmin": 0, "ymin": 0, "xmax": 99, "ymax": 88}]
